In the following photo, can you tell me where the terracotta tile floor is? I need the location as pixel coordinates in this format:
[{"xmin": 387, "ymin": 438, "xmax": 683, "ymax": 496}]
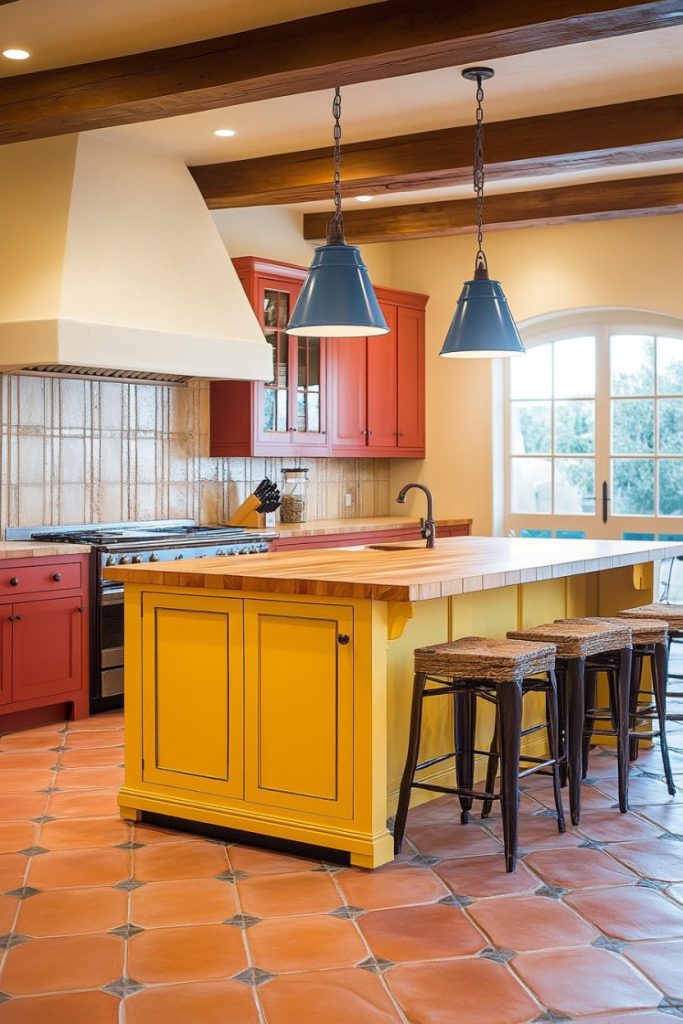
[{"xmin": 1, "ymin": 701, "xmax": 683, "ymax": 1023}]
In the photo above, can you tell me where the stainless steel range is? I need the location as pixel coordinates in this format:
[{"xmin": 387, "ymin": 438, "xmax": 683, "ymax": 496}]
[{"xmin": 5, "ymin": 520, "xmax": 274, "ymax": 712}]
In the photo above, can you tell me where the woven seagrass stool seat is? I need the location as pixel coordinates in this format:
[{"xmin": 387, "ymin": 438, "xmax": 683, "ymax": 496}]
[
  {"xmin": 618, "ymin": 605, "xmax": 683, "ymax": 726},
  {"xmin": 393, "ymin": 636, "xmax": 564, "ymax": 873},
  {"xmin": 567, "ymin": 616, "xmax": 674, "ymax": 794},
  {"xmin": 507, "ymin": 621, "xmax": 633, "ymax": 827}
]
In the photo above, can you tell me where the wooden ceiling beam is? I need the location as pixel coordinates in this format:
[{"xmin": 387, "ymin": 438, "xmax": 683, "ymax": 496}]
[
  {"xmin": 0, "ymin": 0, "xmax": 681, "ymax": 144},
  {"xmin": 302, "ymin": 172, "xmax": 683, "ymax": 242},
  {"xmin": 191, "ymin": 94, "xmax": 683, "ymax": 207}
]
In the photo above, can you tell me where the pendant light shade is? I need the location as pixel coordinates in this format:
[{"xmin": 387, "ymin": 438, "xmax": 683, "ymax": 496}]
[
  {"xmin": 287, "ymin": 242, "xmax": 388, "ymax": 337},
  {"xmin": 286, "ymin": 87, "xmax": 388, "ymax": 338},
  {"xmin": 439, "ymin": 67, "xmax": 524, "ymax": 359},
  {"xmin": 440, "ymin": 267, "xmax": 525, "ymax": 358}
]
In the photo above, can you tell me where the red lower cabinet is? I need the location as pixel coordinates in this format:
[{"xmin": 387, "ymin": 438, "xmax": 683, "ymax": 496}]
[{"xmin": 0, "ymin": 555, "xmax": 90, "ymax": 725}]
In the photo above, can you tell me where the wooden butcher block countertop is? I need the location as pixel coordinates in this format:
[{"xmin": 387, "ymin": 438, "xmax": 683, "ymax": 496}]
[
  {"xmin": 0, "ymin": 542, "xmax": 92, "ymax": 558},
  {"xmin": 104, "ymin": 536, "xmax": 683, "ymax": 603}
]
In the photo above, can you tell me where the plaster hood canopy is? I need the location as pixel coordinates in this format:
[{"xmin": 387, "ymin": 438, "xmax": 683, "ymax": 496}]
[{"xmin": 0, "ymin": 133, "xmax": 273, "ymax": 381}]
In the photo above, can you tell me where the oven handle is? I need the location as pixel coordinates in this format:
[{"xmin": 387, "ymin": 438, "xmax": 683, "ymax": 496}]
[{"xmin": 100, "ymin": 587, "xmax": 124, "ymax": 605}]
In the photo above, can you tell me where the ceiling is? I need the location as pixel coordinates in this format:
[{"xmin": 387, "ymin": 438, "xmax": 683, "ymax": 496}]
[
  {"xmin": 1, "ymin": 1, "xmax": 682, "ymax": 222},
  {"xmin": 0, "ymin": 0, "xmax": 377, "ymax": 73}
]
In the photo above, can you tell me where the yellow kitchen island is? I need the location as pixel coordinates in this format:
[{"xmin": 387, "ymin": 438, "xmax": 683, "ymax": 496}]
[{"xmin": 106, "ymin": 536, "xmax": 683, "ymax": 868}]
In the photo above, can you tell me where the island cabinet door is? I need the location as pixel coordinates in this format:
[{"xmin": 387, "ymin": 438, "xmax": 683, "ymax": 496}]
[
  {"xmin": 141, "ymin": 594, "xmax": 244, "ymax": 800},
  {"xmin": 244, "ymin": 600, "xmax": 354, "ymax": 820}
]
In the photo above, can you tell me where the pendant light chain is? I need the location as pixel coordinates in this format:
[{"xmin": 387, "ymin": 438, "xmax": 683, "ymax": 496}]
[
  {"xmin": 473, "ymin": 73, "xmax": 487, "ymax": 275},
  {"xmin": 328, "ymin": 86, "xmax": 345, "ymax": 245}
]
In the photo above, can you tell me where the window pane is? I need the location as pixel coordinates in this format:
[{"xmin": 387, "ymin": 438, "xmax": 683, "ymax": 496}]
[
  {"xmin": 659, "ymin": 398, "xmax": 683, "ymax": 454},
  {"xmin": 263, "ymin": 388, "xmax": 275, "ymax": 431},
  {"xmin": 553, "ymin": 337, "xmax": 595, "ymax": 398},
  {"xmin": 657, "ymin": 337, "xmax": 683, "ymax": 395},
  {"xmin": 510, "ymin": 458, "xmax": 551, "ymax": 513},
  {"xmin": 298, "ymin": 339, "xmax": 307, "ymax": 388},
  {"xmin": 612, "ymin": 458, "xmax": 655, "ymax": 515},
  {"xmin": 554, "ymin": 400, "xmax": 595, "ymax": 454},
  {"xmin": 264, "ymin": 332, "xmax": 277, "ymax": 386},
  {"xmin": 611, "ymin": 399, "xmax": 654, "ymax": 454},
  {"xmin": 554, "ymin": 458, "xmax": 595, "ymax": 515},
  {"xmin": 276, "ymin": 389, "xmax": 288, "ymax": 431},
  {"xmin": 263, "ymin": 290, "xmax": 278, "ymax": 328},
  {"xmin": 277, "ymin": 293, "xmax": 289, "ymax": 328},
  {"xmin": 659, "ymin": 460, "xmax": 683, "ymax": 516},
  {"xmin": 307, "ymin": 391, "xmax": 320, "ymax": 433},
  {"xmin": 510, "ymin": 401, "xmax": 551, "ymax": 454},
  {"xmin": 509, "ymin": 343, "xmax": 551, "ymax": 399},
  {"xmin": 276, "ymin": 335, "xmax": 289, "ymax": 388},
  {"xmin": 610, "ymin": 335, "xmax": 654, "ymax": 396}
]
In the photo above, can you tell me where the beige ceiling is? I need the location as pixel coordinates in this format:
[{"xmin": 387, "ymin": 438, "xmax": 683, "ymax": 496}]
[
  {"xmin": 2, "ymin": 2, "xmax": 682, "ymax": 218},
  {"xmin": 0, "ymin": 0, "xmax": 377, "ymax": 73}
]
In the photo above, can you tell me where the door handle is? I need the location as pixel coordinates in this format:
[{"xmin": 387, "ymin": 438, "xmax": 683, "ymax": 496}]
[
  {"xmin": 10, "ymin": 614, "xmax": 22, "ymax": 622},
  {"xmin": 601, "ymin": 480, "xmax": 610, "ymax": 525}
]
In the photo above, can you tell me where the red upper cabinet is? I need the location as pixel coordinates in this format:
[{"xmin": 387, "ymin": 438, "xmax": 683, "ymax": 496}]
[
  {"xmin": 328, "ymin": 286, "xmax": 427, "ymax": 458},
  {"xmin": 210, "ymin": 258, "xmax": 329, "ymax": 457}
]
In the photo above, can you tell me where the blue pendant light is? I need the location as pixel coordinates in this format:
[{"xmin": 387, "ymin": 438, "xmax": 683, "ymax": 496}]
[
  {"xmin": 287, "ymin": 88, "xmax": 388, "ymax": 338},
  {"xmin": 440, "ymin": 68, "xmax": 525, "ymax": 359}
]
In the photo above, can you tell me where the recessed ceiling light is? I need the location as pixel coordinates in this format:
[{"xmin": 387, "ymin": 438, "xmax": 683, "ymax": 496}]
[
  {"xmin": 213, "ymin": 128, "xmax": 236, "ymax": 138},
  {"xmin": 355, "ymin": 195, "xmax": 374, "ymax": 203},
  {"xmin": 2, "ymin": 48, "xmax": 30, "ymax": 60}
]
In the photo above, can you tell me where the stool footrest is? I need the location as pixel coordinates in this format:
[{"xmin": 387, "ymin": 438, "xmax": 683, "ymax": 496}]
[
  {"xmin": 519, "ymin": 759, "xmax": 556, "ymax": 777},
  {"xmin": 415, "ymin": 751, "xmax": 455, "ymax": 772},
  {"xmin": 413, "ymin": 781, "xmax": 498, "ymax": 801}
]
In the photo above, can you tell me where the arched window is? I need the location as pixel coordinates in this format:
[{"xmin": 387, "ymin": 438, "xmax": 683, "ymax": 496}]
[{"xmin": 504, "ymin": 310, "xmax": 683, "ymax": 541}]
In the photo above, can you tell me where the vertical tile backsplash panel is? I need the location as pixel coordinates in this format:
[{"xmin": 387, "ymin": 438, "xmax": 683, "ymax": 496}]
[{"xmin": 0, "ymin": 375, "xmax": 390, "ymax": 528}]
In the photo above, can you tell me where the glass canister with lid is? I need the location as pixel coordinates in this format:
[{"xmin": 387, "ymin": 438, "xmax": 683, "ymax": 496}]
[{"xmin": 280, "ymin": 467, "xmax": 309, "ymax": 523}]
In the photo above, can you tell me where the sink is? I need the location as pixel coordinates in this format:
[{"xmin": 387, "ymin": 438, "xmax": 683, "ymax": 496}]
[{"xmin": 367, "ymin": 541, "xmax": 431, "ymax": 551}]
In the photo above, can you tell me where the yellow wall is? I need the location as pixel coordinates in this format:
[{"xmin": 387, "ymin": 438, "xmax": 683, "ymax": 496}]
[{"xmin": 388, "ymin": 213, "xmax": 683, "ymax": 532}]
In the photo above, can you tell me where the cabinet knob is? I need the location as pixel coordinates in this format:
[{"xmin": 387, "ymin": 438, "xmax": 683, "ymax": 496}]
[
  {"xmin": 53, "ymin": 572, "xmax": 63, "ymax": 582},
  {"xmin": 337, "ymin": 633, "xmax": 350, "ymax": 645},
  {"xmin": 11, "ymin": 614, "xmax": 22, "ymax": 622},
  {"xmin": 9, "ymin": 577, "xmax": 19, "ymax": 587}
]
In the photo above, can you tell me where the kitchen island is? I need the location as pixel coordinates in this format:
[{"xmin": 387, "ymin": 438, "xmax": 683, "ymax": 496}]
[{"xmin": 106, "ymin": 536, "xmax": 683, "ymax": 867}]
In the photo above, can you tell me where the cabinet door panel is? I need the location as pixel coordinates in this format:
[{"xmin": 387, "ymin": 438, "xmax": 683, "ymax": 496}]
[
  {"xmin": 11, "ymin": 597, "xmax": 82, "ymax": 701},
  {"xmin": 0, "ymin": 611, "xmax": 11, "ymax": 706},
  {"xmin": 141, "ymin": 594, "xmax": 244, "ymax": 799},
  {"xmin": 397, "ymin": 305, "xmax": 425, "ymax": 451},
  {"xmin": 244, "ymin": 600, "xmax": 353, "ymax": 819},
  {"xmin": 329, "ymin": 336, "xmax": 368, "ymax": 450},
  {"xmin": 367, "ymin": 303, "xmax": 398, "ymax": 449}
]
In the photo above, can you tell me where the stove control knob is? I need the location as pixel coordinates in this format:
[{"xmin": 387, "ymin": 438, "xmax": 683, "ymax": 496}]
[
  {"xmin": 227, "ymin": 549, "xmax": 237, "ymax": 556},
  {"xmin": 149, "ymin": 553, "xmax": 159, "ymax": 562},
  {"xmin": 175, "ymin": 553, "xmax": 184, "ymax": 560},
  {"xmin": 105, "ymin": 555, "xmax": 115, "ymax": 566},
  {"xmin": 132, "ymin": 555, "xmax": 142, "ymax": 564},
  {"xmin": 217, "ymin": 549, "xmax": 226, "ymax": 557},
  {"xmin": 119, "ymin": 555, "xmax": 129, "ymax": 565}
]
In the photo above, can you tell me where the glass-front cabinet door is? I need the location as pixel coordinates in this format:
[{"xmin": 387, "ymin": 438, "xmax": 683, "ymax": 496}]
[{"xmin": 256, "ymin": 279, "xmax": 327, "ymax": 451}]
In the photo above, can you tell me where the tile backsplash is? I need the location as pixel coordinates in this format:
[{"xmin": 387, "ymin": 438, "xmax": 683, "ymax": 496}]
[{"xmin": 0, "ymin": 374, "xmax": 390, "ymax": 529}]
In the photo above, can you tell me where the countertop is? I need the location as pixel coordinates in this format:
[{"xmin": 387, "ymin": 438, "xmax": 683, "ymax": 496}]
[
  {"xmin": 260, "ymin": 516, "xmax": 472, "ymax": 539},
  {"xmin": 104, "ymin": 535, "xmax": 683, "ymax": 603},
  {"xmin": 0, "ymin": 541, "xmax": 92, "ymax": 559}
]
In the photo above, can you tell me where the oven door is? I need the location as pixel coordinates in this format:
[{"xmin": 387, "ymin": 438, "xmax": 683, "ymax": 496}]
[{"xmin": 99, "ymin": 586, "xmax": 124, "ymax": 698}]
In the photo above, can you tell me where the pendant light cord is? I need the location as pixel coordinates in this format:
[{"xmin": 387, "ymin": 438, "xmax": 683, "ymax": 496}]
[
  {"xmin": 473, "ymin": 73, "xmax": 488, "ymax": 277},
  {"xmin": 327, "ymin": 86, "xmax": 345, "ymax": 245}
]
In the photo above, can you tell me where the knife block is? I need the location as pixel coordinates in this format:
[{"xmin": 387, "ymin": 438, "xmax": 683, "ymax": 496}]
[{"xmin": 227, "ymin": 494, "xmax": 275, "ymax": 528}]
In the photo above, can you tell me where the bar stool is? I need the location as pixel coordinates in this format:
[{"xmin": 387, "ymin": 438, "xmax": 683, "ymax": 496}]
[
  {"xmin": 564, "ymin": 616, "xmax": 674, "ymax": 795},
  {"xmin": 393, "ymin": 636, "xmax": 564, "ymax": 873},
  {"xmin": 618, "ymin": 603, "xmax": 683, "ymax": 727},
  {"xmin": 507, "ymin": 621, "xmax": 632, "ymax": 827}
]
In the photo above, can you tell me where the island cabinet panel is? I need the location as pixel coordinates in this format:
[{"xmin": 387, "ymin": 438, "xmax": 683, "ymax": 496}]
[
  {"xmin": 11, "ymin": 596, "xmax": 83, "ymax": 703},
  {"xmin": 244, "ymin": 600, "xmax": 354, "ymax": 819},
  {"xmin": 141, "ymin": 594, "xmax": 244, "ymax": 799},
  {"xmin": 209, "ymin": 257, "xmax": 329, "ymax": 458},
  {"xmin": 328, "ymin": 287, "xmax": 427, "ymax": 458}
]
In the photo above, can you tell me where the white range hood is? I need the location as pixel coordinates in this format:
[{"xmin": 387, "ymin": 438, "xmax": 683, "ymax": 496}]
[{"xmin": 0, "ymin": 133, "xmax": 272, "ymax": 381}]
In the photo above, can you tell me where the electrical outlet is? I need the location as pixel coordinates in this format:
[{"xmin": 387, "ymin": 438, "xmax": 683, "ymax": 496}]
[{"xmin": 344, "ymin": 488, "xmax": 355, "ymax": 509}]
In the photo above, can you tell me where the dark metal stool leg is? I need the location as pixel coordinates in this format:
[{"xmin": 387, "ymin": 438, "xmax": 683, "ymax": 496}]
[
  {"xmin": 653, "ymin": 641, "xmax": 676, "ymax": 796},
  {"xmin": 615, "ymin": 647, "xmax": 632, "ymax": 814},
  {"xmin": 497, "ymin": 678, "xmax": 523, "ymax": 872},
  {"xmin": 546, "ymin": 669, "xmax": 566, "ymax": 834},
  {"xmin": 481, "ymin": 710, "xmax": 499, "ymax": 819},
  {"xmin": 555, "ymin": 668, "xmax": 568, "ymax": 788},
  {"xmin": 393, "ymin": 671, "xmax": 427, "ymax": 853},
  {"xmin": 582, "ymin": 669, "xmax": 597, "ymax": 779},
  {"xmin": 628, "ymin": 650, "xmax": 643, "ymax": 761},
  {"xmin": 565, "ymin": 656, "xmax": 586, "ymax": 827},
  {"xmin": 454, "ymin": 689, "xmax": 477, "ymax": 824}
]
